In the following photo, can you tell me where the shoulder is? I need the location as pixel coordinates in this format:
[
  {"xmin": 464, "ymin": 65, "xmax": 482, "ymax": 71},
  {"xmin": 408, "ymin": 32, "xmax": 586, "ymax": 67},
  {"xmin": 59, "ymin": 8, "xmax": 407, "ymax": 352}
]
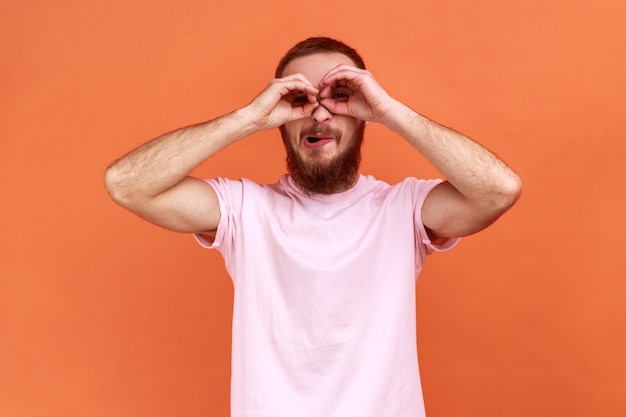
[
  {"xmin": 208, "ymin": 176, "xmax": 283, "ymax": 195},
  {"xmin": 397, "ymin": 176, "xmax": 443, "ymax": 190},
  {"xmin": 362, "ymin": 175, "xmax": 442, "ymax": 200},
  {"xmin": 208, "ymin": 176, "xmax": 294, "ymax": 214}
]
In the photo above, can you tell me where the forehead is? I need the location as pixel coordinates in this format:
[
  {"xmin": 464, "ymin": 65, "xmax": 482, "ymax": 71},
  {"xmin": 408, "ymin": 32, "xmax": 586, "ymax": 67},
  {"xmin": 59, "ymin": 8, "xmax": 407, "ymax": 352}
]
[{"xmin": 282, "ymin": 53, "xmax": 357, "ymax": 83}]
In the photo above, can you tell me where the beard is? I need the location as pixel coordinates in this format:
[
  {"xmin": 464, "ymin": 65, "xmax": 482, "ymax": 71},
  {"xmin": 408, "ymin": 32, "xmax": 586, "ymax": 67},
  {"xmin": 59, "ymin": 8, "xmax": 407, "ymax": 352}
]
[{"xmin": 280, "ymin": 122, "xmax": 365, "ymax": 195}]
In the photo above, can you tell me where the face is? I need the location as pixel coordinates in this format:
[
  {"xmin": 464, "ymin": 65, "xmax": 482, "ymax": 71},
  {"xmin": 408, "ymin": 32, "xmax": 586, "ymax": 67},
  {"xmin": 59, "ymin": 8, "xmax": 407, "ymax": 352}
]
[{"xmin": 279, "ymin": 53, "xmax": 365, "ymax": 195}]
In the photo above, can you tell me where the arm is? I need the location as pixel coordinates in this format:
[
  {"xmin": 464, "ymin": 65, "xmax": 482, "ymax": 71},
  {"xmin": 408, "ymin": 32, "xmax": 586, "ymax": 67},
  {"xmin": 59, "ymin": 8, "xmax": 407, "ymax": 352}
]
[
  {"xmin": 318, "ymin": 65, "xmax": 522, "ymax": 239},
  {"xmin": 104, "ymin": 74, "xmax": 320, "ymax": 236},
  {"xmin": 384, "ymin": 105, "xmax": 522, "ymax": 239}
]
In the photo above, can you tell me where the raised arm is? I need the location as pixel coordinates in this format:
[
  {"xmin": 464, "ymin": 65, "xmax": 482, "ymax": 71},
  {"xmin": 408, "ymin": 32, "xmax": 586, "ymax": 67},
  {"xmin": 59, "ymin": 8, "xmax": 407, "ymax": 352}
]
[
  {"xmin": 318, "ymin": 64, "xmax": 522, "ymax": 240},
  {"xmin": 384, "ymin": 105, "xmax": 522, "ymax": 239},
  {"xmin": 104, "ymin": 74, "xmax": 320, "ymax": 236}
]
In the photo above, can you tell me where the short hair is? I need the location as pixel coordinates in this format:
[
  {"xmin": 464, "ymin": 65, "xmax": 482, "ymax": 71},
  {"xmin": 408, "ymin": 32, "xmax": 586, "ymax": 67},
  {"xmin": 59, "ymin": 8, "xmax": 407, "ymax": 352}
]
[{"xmin": 275, "ymin": 37, "xmax": 366, "ymax": 78}]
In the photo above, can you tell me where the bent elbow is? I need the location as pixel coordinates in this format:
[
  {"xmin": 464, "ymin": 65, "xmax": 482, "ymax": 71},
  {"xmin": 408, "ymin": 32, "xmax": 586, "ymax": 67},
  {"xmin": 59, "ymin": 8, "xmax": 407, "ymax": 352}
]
[
  {"xmin": 103, "ymin": 164, "xmax": 132, "ymax": 208},
  {"xmin": 505, "ymin": 172, "xmax": 523, "ymax": 205},
  {"xmin": 494, "ymin": 172, "xmax": 523, "ymax": 213}
]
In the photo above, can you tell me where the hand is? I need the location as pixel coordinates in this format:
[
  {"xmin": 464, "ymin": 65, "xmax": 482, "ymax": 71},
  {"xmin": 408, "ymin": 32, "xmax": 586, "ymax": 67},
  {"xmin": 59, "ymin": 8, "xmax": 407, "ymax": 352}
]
[
  {"xmin": 317, "ymin": 64, "xmax": 396, "ymax": 123},
  {"xmin": 245, "ymin": 74, "xmax": 320, "ymax": 130}
]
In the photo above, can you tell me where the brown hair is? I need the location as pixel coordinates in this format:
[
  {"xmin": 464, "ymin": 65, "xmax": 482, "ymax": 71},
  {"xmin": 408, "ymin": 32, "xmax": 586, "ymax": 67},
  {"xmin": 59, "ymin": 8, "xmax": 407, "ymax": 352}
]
[{"xmin": 275, "ymin": 37, "xmax": 366, "ymax": 78}]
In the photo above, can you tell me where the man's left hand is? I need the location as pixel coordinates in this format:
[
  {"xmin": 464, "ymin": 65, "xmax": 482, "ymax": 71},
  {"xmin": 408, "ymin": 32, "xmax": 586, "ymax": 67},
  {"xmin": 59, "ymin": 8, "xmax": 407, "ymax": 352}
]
[{"xmin": 317, "ymin": 64, "xmax": 397, "ymax": 123}]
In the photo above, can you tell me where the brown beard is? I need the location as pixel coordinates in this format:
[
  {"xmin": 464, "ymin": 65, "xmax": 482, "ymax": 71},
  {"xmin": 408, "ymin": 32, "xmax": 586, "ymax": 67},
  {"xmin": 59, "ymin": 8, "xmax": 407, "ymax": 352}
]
[{"xmin": 280, "ymin": 123, "xmax": 365, "ymax": 195}]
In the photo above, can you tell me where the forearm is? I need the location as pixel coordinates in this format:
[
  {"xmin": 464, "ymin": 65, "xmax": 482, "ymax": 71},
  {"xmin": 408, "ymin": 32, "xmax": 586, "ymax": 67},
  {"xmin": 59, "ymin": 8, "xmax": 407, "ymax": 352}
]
[
  {"xmin": 104, "ymin": 108, "xmax": 256, "ymax": 206},
  {"xmin": 383, "ymin": 102, "xmax": 521, "ymax": 210},
  {"xmin": 104, "ymin": 73, "xmax": 321, "ymax": 225}
]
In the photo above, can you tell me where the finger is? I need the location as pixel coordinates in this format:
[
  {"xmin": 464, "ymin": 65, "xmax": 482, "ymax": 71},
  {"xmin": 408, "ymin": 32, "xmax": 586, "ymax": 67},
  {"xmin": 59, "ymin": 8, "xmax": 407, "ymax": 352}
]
[
  {"xmin": 274, "ymin": 81, "xmax": 319, "ymax": 99},
  {"xmin": 318, "ymin": 85, "xmax": 331, "ymax": 99},
  {"xmin": 276, "ymin": 73, "xmax": 319, "ymax": 93},
  {"xmin": 320, "ymin": 63, "xmax": 366, "ymax": 80},
  {"xmin": 319, "ymin": 98, "xmax": 360, "ymax": 119},
  {"xmin": 318, "ymin": 76, "xmax": 365, "ymax": 102},
  {"xmin": 283, "ymin": 100, "xmax": 318, "ymax": 124},
  {"xmin": 318, "ymin": 85, "xmax": 354, "ymax": 104},
  {"xmin": 319, "ymin": 64, "xmax": 369, "ymax": 88},
  {"xmin": 318, "ymin": 65, "xmax": 362, "ymax": 99},
  {"xmin": 278, "ymin": 72, "xmax": 315, "ymax": 84},
  {"xmin": 319, "ymin": 98, "xmax": 339, "ymax": 114},
  {"xmin": 300, "ymin": 101, "xmax": 319, "ymax": 116}
]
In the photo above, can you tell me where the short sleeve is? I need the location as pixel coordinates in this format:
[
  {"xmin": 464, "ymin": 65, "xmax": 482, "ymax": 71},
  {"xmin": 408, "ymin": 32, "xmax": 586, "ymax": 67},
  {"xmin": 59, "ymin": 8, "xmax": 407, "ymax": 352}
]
[
  {"xmin": 193, "ymin": 177, "xmax": 242, "ymax": 254},
  {"xmin": 409, "ymin": 178, "xmax": 460, "ymax": 256}
]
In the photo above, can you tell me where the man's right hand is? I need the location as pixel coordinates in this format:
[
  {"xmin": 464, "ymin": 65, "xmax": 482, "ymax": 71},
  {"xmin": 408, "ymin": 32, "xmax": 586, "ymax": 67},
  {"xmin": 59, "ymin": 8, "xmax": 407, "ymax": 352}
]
[{"xmin": 244, "ymin": 74, "xmax": 320, "ymax": 130}]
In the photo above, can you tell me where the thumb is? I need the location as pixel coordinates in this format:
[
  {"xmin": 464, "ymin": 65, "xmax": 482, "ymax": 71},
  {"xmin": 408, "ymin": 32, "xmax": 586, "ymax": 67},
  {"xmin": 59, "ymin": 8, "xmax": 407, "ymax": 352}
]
[{"xmin": 319, "ymin": 98, "xmax": 342, "ymax": 115}]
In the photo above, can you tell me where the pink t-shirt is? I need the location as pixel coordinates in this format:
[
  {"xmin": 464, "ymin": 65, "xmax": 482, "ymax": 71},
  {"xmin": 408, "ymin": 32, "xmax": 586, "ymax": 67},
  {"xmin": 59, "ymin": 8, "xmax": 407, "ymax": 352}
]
[{"xmin": 196, "ymin": 174, "xmax": 458, "ymax": 417}]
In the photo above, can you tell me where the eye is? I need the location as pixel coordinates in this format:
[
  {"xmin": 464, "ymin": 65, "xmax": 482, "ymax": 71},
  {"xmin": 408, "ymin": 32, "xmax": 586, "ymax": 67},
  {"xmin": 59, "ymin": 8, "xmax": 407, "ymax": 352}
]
[
  {"xmin": 331, "ymin": 87, "xmax": 351, "ymax": 102},
  {"xmin": 289, "ymin": 93, "xmax": 309, "ymax": 108}
]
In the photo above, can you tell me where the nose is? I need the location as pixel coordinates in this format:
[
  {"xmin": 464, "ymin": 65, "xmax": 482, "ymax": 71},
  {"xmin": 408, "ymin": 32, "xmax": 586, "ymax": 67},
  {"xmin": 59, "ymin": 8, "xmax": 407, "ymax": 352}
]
[{"xmin": 311, "ymin": 104, "xmax": 332, "ymax": 124}]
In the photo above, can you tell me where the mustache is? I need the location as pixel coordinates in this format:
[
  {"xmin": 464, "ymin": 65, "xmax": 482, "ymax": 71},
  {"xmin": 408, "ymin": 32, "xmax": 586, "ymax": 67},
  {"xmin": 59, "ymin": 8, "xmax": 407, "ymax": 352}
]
[{"xmin": 300, "ymin": 124, "xmax": 343, "ymax": 139}]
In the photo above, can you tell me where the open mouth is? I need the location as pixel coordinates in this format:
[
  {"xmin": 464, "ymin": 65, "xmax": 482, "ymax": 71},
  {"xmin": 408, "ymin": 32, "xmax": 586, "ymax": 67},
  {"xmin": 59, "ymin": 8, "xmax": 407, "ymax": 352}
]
[
  {"xmin": 304, "ymin": 134, "xmax": 334, "ymax": 148},
  {"xmin": 304, "ymin": 136, "xmax": 333, "ymax": 148}
]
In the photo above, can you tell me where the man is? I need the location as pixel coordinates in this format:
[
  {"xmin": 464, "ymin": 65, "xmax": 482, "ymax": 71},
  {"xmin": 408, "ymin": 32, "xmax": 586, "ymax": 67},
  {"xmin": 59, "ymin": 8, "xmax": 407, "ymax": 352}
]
[{"xmin": 104, "ymin": 37, "xmax": 521, "ymax": 417}]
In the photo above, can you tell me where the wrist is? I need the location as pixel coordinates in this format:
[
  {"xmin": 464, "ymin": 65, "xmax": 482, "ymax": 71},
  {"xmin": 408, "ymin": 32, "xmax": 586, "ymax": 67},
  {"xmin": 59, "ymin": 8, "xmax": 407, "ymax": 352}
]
[
  {"xmin": 378, "ymin": 100, "xmax": 419, "ymax": 132},
  {"xmin": 231, "ymin": 107, "xmax": 264, "ymax": 137}
]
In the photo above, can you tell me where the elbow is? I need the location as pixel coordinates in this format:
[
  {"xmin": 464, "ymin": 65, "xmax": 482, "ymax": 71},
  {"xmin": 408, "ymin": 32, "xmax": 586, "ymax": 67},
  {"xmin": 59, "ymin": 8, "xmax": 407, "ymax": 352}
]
[
  {"xmin": 494, "ymin": 172, "xmax": 523, "ymax": 213},
  {"xmin": 506, "ymin": 172, "xmax": 523, "ymax": 204},
  {"xmin": 468, "ymin": 174, "xmax": 522, "ymax": 234},
  {"xmin": 103, "ymin": 164, "xmax": 132, "ymax": 208}
]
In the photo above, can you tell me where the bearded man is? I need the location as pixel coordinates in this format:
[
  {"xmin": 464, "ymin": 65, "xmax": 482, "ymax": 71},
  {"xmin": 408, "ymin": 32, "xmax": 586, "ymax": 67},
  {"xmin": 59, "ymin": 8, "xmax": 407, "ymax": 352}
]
[{"xmin": 104, "ymin": 37, "xmax": 521, "ymax": 417}]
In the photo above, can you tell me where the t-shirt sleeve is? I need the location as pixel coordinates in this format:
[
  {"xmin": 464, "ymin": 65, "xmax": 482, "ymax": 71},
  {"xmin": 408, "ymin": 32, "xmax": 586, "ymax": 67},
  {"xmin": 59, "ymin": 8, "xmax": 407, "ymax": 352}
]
[
  {"xmin": 410, "ymin": 178, "xmax": 460, "ymax": 255},
  {"xmin": 193, "ymin": 177, "xmax": 242, "ymax": 253}
]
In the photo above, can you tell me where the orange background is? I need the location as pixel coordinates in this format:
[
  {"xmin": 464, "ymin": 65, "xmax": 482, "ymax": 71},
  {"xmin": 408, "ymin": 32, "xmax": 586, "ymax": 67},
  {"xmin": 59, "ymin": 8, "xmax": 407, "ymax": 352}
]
[{"xmin": 2, "ymin": 1, "xmax": 625, "ymax": 416}]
